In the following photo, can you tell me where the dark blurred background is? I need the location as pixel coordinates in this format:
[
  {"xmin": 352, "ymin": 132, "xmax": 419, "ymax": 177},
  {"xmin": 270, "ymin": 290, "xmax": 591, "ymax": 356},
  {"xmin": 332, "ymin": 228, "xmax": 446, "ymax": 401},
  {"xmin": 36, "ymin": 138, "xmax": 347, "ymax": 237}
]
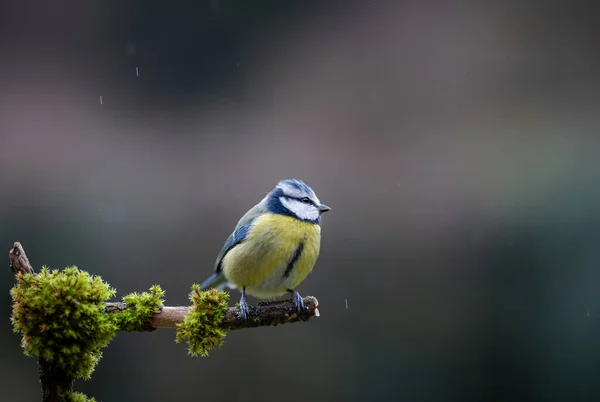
[{"xmin": 2, "ymin": 1, "xmax": 600, "ymax": 401}]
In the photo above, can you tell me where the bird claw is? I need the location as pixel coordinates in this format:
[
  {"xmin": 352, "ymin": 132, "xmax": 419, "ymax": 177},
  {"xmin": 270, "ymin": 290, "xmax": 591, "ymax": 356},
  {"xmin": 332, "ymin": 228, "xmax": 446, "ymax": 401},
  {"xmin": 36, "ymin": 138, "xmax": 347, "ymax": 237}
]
[
  {"xmin": 290, "ymin": 290, "xmax": 305, "ymax": 313},
  {"xmin": 239, "ymin": 294, "xmax": 250, "ymax": 321}
]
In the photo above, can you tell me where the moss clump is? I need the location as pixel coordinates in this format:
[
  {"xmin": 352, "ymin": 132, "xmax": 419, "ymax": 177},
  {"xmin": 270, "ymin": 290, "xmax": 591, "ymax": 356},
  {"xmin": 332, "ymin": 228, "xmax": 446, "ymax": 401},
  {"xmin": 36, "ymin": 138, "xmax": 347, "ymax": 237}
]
[
  {"xmin": 175, "ymin": 285, "xmax": 229, "ymax": 357},
  {"xmin": 61, "ymin": 391, "xmax": 97, "ymax": 402},
  {"xmin": 10, "ymin": 267, "xmax": 117, "ymax": 379},
  {"xmin": 111, "ymin": 285, "xmax": 165, "ymax": 331}
]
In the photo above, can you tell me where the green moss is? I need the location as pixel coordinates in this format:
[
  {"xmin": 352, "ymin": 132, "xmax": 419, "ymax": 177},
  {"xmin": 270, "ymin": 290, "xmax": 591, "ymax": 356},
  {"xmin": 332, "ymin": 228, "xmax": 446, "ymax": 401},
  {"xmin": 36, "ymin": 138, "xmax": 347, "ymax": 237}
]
[
  {"xmin": 10, "ymin": 267, "xmax": 117, "ymax": 379},
  {"xmin": 175, "ymin": 285, "xmax": 229, "ymax": 357},
  {"xmin": 111, "ymin": 285, "xmax": 165, "ymax": 331},
  {"xmin": 61, "ymin": 391, "xmax": 97, "ymax": 402}
]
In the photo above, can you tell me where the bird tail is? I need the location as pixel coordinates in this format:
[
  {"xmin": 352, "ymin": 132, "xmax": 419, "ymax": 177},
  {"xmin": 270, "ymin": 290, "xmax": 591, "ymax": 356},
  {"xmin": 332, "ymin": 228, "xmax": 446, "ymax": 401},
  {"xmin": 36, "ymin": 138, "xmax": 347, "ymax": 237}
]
[{"xmin": 199, "ymin": 272, "xmax": 237, "ymax": 291}]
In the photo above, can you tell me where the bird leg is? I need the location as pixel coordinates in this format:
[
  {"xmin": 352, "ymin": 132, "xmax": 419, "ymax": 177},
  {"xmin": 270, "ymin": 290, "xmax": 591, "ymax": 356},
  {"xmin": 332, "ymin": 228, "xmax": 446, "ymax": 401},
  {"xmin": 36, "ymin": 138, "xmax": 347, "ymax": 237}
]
[
  {"xmin": 239, "ymin": 287, "xmax": 250, "ymax": 320},
  {"xmin": 287, "ymin": 289, "xmax": 305, "ymax": 313}
]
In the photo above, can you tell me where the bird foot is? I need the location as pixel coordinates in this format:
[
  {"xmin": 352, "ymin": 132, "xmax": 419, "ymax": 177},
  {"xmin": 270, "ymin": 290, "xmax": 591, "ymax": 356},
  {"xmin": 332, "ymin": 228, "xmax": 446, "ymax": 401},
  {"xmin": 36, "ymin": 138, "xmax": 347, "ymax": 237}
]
[
  {"xmin": 239, "ymin": 292, "xmax": 250, "ymax": 320},
  {"xmin": 288, "ymin": 289, "xmax": 305, "ymax": 313}
]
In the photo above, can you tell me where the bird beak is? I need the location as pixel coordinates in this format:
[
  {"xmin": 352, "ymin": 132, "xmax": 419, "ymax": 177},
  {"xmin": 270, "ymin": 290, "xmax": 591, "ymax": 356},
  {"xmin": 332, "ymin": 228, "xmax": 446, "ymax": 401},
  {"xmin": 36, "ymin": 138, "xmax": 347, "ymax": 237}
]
[{"xmin": 318, "ymin": 204, "xmax": 331, "ymax": 213}]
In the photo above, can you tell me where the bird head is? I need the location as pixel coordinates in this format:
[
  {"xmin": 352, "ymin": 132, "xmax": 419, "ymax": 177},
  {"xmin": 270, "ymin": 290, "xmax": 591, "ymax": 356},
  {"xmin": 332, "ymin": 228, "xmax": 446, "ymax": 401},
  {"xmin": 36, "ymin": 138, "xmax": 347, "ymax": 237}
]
[{"xmin": 264, "ymin": 179, "xmax": 331, "ymax": 223}]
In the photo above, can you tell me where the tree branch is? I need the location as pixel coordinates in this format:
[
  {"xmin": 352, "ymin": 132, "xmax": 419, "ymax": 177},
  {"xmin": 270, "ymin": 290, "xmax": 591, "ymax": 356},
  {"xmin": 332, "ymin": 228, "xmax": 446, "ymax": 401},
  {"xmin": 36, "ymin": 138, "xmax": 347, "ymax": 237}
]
[
  {"xmin": 10, "ymin": 243, "xmax": 71, "ymax": 402},
  {"xmin": 37, "ymin": 359, "xmax": 73, "ymax": 402},
  {"xmin": 105, "ymin": 296, "xmax": 319, "ymax": 331},
  {"xmin": 8, "ymin": 242, "xmax": 320, "ymax": 401}
]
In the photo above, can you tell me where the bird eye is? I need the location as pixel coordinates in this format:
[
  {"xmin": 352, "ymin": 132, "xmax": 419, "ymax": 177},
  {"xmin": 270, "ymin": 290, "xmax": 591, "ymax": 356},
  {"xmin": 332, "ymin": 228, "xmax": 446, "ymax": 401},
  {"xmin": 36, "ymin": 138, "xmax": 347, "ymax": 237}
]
[{"xmin": 300, "ymin": 197, "xmax": 312, "ymax": 204}]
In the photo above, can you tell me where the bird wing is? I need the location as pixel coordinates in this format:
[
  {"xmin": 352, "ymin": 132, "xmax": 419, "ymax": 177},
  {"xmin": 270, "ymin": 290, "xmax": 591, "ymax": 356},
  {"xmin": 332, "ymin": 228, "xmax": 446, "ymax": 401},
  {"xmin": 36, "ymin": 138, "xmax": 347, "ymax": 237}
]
[
  {"xmin": 215, "ymin": 202, "xmax": 267, "ymax": 272},
  {"xmin": 199, "ymin": 203, "xmax": 265, "ymax": 291}
]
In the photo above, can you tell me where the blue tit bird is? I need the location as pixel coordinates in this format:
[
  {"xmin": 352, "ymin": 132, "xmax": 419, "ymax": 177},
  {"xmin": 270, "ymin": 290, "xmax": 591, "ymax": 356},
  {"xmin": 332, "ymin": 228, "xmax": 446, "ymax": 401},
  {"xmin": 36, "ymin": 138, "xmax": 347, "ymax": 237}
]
[{"xmin": 199, "ymin": 179, "xmax": 331, "ymax": 320}]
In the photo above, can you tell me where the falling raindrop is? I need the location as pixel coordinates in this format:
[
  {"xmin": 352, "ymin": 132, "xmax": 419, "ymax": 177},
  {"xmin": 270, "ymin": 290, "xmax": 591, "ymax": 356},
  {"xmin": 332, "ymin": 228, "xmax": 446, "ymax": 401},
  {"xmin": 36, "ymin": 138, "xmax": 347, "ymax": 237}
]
[
  {"xmin": 99, "ymin": 96, "xmax": 103, "ymax": 106},
  {"xmin": 136, "ymin": 67, "xmax": 139, "ymax": 77}
]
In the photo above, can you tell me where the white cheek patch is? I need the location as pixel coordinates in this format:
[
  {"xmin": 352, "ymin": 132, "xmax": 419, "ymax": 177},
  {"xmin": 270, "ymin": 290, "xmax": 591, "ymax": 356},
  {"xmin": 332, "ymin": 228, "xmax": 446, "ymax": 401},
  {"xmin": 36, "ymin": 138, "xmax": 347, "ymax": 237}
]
[{"xmin": 279, "ymin": 197, "xmax": 319, "ymax": 221}]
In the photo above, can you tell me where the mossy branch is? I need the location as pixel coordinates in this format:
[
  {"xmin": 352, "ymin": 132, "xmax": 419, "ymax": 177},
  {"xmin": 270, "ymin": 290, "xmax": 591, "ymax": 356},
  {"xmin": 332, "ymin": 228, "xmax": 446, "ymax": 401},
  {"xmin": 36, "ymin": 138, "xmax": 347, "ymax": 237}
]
[
  {"xmin": 105, "ymin": 296, "xmax": 319, "ymax": 331},
  {"xmin": 9, "ymin": 243, "xmax": 320, "ymax": 332},
  {"xmin": 8, "ymin": 242, "xmax": 320, "ymax": 401}
]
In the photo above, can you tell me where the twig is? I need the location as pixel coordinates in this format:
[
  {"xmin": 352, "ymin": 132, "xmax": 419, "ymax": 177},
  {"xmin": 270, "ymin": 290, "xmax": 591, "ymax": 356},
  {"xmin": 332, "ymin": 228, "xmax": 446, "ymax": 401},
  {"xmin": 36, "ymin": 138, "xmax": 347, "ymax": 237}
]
[
  {"xmin": 8, "ymin": 242, "xmax": 320, "ymax": 401},
  {"xmin": 9, "ymin": 242, "xmax": 34, "ymax": 276},
  {"xmin": 105, "ymin": 296, "xmax": 319, "ymax": 331}
]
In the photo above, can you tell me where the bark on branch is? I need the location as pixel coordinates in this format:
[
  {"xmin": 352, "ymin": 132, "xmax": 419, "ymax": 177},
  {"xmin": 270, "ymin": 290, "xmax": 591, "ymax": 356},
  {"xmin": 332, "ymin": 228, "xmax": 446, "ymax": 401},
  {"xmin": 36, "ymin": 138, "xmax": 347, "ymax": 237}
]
[
  {"xmin": 9, "ymin": 242, "xmax": 34, "ymax": 276},
  {"xmin": 8, "ymin": 242, "xmax": 320, "ymax": 401},
  {"xmin": 106, "ymin": 296, "xmax": 319, "ymax": 331}
]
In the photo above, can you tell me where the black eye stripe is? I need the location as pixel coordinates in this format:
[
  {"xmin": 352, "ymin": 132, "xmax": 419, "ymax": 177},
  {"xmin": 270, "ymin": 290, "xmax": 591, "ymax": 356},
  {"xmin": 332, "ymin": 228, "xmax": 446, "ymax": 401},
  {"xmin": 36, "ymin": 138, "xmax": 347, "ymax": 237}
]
[{"xmin": 284, "ymin": 196, "xmax": 313, "ymax": 205}]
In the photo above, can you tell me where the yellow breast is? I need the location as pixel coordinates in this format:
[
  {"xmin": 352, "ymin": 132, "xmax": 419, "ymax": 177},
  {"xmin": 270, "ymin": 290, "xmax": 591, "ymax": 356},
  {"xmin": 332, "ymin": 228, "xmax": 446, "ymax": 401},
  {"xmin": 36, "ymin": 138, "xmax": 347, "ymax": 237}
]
[{"xmin": 221, "ymin": 213, "xmax": 321, "ymax": 298}]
